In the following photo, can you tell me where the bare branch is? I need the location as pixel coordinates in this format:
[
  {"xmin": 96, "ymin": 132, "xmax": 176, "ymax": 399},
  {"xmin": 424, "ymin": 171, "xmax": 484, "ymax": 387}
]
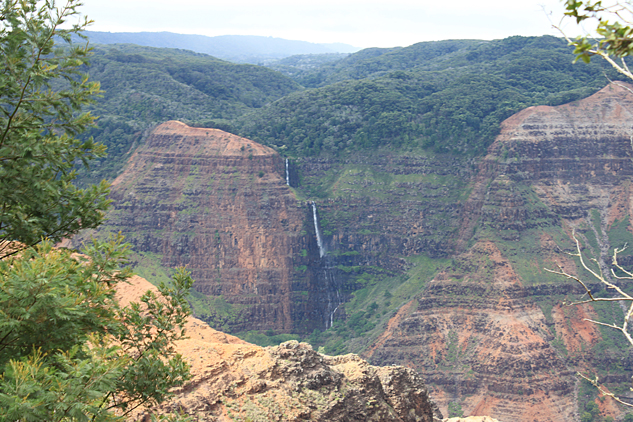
[
  {"xmin": 578, "ymin": 373, "xmax": 633, "ymax": 408},
  {"xmin": 545, "ymin": 228, "xmax": 633, "ymax": 407},
  {"xmin": 544, "ymin": 265, "xmax": 596, "ymax": 301}
]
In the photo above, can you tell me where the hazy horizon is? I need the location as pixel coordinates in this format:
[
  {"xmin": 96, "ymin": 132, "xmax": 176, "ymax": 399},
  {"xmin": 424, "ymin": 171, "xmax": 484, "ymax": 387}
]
[{"xmin": 79, "ymin": 0, "xmax": 583, "ymax": 49}]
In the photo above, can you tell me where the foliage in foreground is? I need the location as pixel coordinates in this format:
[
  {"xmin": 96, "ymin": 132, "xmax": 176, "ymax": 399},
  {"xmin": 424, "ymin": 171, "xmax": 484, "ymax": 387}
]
[
  {"xmin": 0, "ymin": 0, "xmax": 195, "ymax": 420},
  {"xmin": 0, "ymin": 238, "xmax": 194, "ymax": 420},
  {"xmin": 0, "ymin": 0, "xmax": 110, "ymax": 257}
]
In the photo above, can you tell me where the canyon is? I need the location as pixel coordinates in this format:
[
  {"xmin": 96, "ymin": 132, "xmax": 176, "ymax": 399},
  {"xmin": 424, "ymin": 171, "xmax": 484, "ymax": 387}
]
[
  {"xmin": 84, "ymin": 82, "xmax": 633, "ymax": 421},
  {"xmin": 80, "ymin": 120, "xmax": 345, "ymax": 334},
  {"xmin": 366, "ymin": 82, "xmax": 633, "ymax": 421}
]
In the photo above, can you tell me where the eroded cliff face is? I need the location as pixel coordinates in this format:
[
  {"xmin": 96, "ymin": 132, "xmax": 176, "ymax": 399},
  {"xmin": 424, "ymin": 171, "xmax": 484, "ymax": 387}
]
[
  {"xmin": 117, "ymin": 275, "xmax": 443, "ymax": 422},
  {"xmin": 365, "ymin": 83, "xmax": 633, "ymax": 421},
  {"xmin": 366, "ymin": 241, "xmax": 580, "ymax": 421},
  {"xmin": 89, "ymin": 121, "xmax": 315, "ymax": 332},
  {"xmin": 87, "ymin": 84, "xmax": 633, "ymax": 421}
]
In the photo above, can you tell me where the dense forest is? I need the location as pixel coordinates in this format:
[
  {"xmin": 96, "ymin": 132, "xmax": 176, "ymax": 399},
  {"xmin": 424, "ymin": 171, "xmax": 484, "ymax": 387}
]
[
  {"xmin": 70, "ymin": 34, "xmax": 633, "ymax": 420},
  {"xmin": 236, "ymin": 36, "xmax": 619, "ymax": 156},
  {"xmin": 78, "ymin": 35, "xmax": 620, "ymax": 184},
  {"xmin": 78, "ymin": 44, "xmax": 302, "ymax": 184}
]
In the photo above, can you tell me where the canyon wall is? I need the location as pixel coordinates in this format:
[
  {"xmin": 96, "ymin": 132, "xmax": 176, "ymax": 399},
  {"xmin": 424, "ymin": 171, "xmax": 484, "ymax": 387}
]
[
  {"xmin": 85, "ymin": 121, "xmax": 324, "ymax": 333},
  {"xmin": 365, "ymin": 82, "xmax": 633, "ymax": 421},
  {"xmin": 88, "ymin": 83, "xmax": 633, "ymax": 421}
]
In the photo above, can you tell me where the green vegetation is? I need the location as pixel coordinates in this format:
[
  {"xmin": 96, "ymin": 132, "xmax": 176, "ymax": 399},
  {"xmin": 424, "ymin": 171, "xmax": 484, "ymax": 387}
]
[
  {"xmin": 235, "ymin": 36, "xmax": 621, "ymax": 157},
  {"xmin": 303, "ymin": 253, "xmax": 448, "ymax": 355},
  {"xmin": 581, "ymin": 400, "xmax": 600, "ymax": 422},
  {"xmin": 0, "ymin": 2, "xmax": 193, "ymax": 420},
  {"xmin": 237, "ymin": 330, "xmax": 301, "ymax": 347},
  {"xmin": 71, "ymin": 35, "xmax": 626, "ymax": 188},
  {"xmin": 0, "ymin": 0, "xmax": 108, "ymax": 254},
  {"xmin": 134, "ymin": 251, "xmax": 175, "ymax": 286},
  {"xmin": 447, "ymin": 401, "xmax": 464, "ymax": 418},
  {"xmin": 188, "ymin": 292, "xmax": 251, "ymax": 333},
  {"xmin": 76, "ymin": 44, "xmax": 301, "ymax": 185}
]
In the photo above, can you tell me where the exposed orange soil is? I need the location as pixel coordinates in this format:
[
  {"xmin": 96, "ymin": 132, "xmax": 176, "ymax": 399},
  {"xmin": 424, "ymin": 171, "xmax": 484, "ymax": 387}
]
[
  {"xmin": 606, "ymin": 182, "xmax": 630, "ymax": 226},
  {"xmin": 551, "ymin": 303, "xmax": 601, "ymax": 355},
  {"xmin": 115, "ymin": 275, "xmax": 247, "ymax": 346},
  {"xmin": 117, "ymin": 276, "xmax": 442, "ymax": 422},
  {"xmin": 469, "ymin": 394, "xmax": 501, "ymax": 417},
  {"xmin": 151, "ymin": 120, "xmax": 274, "ymax": 156},
  {"xmin": 597, "ymin": 389, "xmax": 625, "ymax": 421}
]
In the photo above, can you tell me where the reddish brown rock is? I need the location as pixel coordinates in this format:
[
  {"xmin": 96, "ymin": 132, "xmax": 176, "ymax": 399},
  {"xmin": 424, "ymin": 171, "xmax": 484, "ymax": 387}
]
[
  {"xmin": 81, "ymin": 83, "xmax": 633, "ymax": 421},
  {"xmin": 89, "ymin": 121, "xmax": 310, "ymax": 333},
  {"xmin": 366, "ymin": 241, "xmax": 577, "ymax": 422},
  {"xmin": 366, "ymin": 83, "xmax": 633, "ymax": 422},
  {"xmin": 118, "ymin": 275, "xmax": 443, "ymax": 422}
]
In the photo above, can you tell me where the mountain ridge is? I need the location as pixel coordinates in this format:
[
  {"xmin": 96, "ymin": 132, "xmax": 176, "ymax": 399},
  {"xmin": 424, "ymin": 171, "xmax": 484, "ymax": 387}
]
[
  {"xmin": 68, "ymin": 35, "xmax": 633, "ymax": 421},
  {"xmin": 82, "ymin": 31, "xmax": 359, "ymax": 63}
]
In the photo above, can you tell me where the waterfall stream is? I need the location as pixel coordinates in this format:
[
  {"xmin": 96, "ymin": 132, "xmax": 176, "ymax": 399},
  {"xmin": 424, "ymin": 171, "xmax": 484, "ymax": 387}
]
[
  {"xmin": 311, "ymin": 201, "xmax": 325, "ymax": 258},
  {"xmin": 285, "ymin": 158, "xmax": 290, "ymax": 186},
  {"xmin": 310, "ymin": 201, "xmax": 341, "ymax": 329}
]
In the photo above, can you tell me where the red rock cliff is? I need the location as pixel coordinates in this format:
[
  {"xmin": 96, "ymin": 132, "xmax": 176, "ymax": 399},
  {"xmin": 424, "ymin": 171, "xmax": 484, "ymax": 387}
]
[
  {"xmin": 98, "ymin": 121, "xmax": 308, "ymax": 332},
  {"xmin": 366, "ymin": 83, "xmax": 633, "ymax": 422}
]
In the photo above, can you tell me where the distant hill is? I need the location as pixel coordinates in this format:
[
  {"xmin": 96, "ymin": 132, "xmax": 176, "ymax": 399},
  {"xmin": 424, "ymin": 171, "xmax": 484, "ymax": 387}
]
[
  {"xmin": 77, "ymin": 44, "xmax": 302, "ymax": 185},
  {"xmin": 82, "ymin": 31, "xmax": 360, "ymax": 63},
  {"xmin": 233, "ymin": 36, "xmax": 622, "ymax": 156},
  {"xmin": 76, "ymin": 36, "xmax": 625, "ymax": 185}
]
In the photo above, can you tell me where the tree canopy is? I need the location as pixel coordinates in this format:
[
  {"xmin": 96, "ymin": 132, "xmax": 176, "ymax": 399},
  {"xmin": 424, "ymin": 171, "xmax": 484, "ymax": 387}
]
[
  {"xmin": 560, "ymin": 0, "xmax": 633, "ymax": 81},
  {"xmin": 0, "ymin": 0, "xmax": 111, "ymax": 258},
  {"xmin": 0, "ymin": 1, "xmax": 193, "ymax": 420}
]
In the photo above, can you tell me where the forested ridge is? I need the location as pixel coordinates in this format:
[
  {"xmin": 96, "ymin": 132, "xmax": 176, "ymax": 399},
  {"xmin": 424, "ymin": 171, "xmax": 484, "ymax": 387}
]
[
  {"xmin": 78, "ymin": 44, "xmax": 302, "ymax": 184},
  {"xmin": 235, "ymin": 36, "xmax": 621, "ymax": 156},
  {"xmin": 79, "ymin": 35, "xmax": 622, "ymax": 183}
]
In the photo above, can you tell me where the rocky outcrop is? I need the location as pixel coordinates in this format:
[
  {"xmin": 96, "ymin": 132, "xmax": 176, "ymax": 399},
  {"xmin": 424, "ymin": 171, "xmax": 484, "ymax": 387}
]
[
  {"xmin": 88, "ymin": 84, "xmax": 633, "ymax": 421},
  {"xmin": 117, "ymin": 275, "xmax": 443, "ymax": 422}
]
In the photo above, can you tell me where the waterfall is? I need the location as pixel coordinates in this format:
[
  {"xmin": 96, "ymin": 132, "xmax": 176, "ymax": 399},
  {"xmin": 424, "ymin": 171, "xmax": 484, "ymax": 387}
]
[
  {"xmin": 310, "ymin": 201, "xmax": 342, "ymax": 329},
  {"xmin": 329, "ymin": 290, "xmax": 341, "ymax": 328},
  {"xmin": 311, "ymin": 201, "xmax": 325, "ymax": 258},
  {"xmin": 285, "ymin": 158, "xmax": 290, "ymax": 186}
]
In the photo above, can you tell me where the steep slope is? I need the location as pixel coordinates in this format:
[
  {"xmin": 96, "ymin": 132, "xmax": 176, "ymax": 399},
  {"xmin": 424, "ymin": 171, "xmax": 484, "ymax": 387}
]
[
  {"xmin": 81, "ymin": 121, "xmax": 312, "ymax": 333},
  {"xmin": 116, "ymin": 274, "xmax": 443, "ymax": 422},
  {"xmin": 80, "ymin": 70, "xmax": 633, "ymax": 421},
  {"xmin": 365, "ymin": 82, "xmax": 633, "ymax": 421}
]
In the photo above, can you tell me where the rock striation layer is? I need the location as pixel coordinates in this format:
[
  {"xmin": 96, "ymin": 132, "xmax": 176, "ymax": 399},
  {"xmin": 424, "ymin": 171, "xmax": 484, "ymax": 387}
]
[
  {"xmin": 366, "ymin": 83, "xmax": 633, "ymax": 422},
  {"xmin": 91, "ymin": 121, "xmax": 311, "ymax": 332},
  {"xmin": 85, "ymin": 84, "xmax": 633, "ymax": 421}
]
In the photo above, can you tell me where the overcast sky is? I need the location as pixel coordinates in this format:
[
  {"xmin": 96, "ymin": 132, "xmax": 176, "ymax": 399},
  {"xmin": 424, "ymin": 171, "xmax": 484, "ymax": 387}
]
[{"xmin": 79, "ymin": 0, "xmax": 584, "ymax": 49}]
